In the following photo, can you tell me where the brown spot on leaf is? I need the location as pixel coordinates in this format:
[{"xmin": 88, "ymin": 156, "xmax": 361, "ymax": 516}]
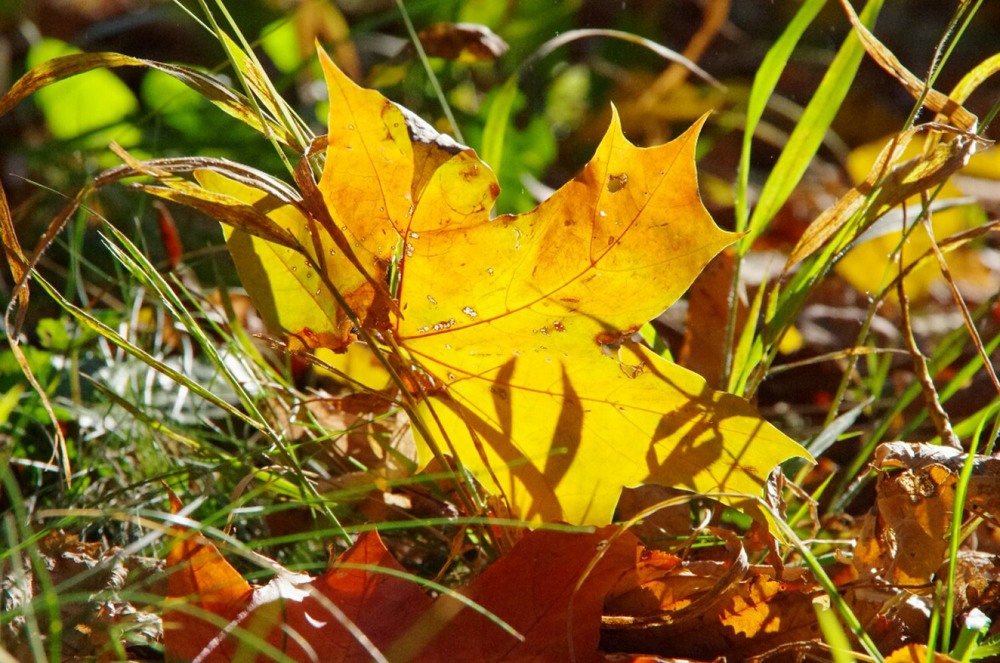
[
  {"xmin": 460, "ymin": 163, "xmax": 480, "ymax": 181},
  {"xmin": 595, "ymin": 330, "xmax": 622, "ymax": 346},
  {"xmin": 607, "ymin": 173, "xmax": 629, "ymax": 193}
]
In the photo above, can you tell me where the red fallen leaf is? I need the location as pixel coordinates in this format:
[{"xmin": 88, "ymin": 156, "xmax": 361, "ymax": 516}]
[
  {"xmin": 265, "ymin": 532, "xmax": 433, "ymax": 663},
  {"xmin": 164, "ymin": 513, "xmax": 636, "ymax": 663},
  {"xmin": 164, "ymin": 529, "xmax": 430, "ymax": 662},
  {"xmin": 409, "ymin": 526, "xmax": 637, "ymax": 663},
  {"xmin": 163, "ymin": 497, "xmax": 254, "ymax": 662}
]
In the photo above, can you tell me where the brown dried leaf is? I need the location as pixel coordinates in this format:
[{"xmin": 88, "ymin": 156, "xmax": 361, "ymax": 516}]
[
  {"xmin": 602, "ymin": 538, "xmax": 821, "ymax": 662},
  {"xmin": 679, "ymin": 248, "xmax": 746, "ymax": 390},
  {"xmin": 854, "ymin": 442, "xmax": 1000, "ymax": 586},
  {"xmin": 415, "ymin": 23, "xmax": 509, "ymax": 62}
]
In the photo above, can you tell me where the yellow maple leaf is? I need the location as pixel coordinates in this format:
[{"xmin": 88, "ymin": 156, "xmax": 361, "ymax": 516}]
[
  {"xmin": 394, "ymin": 107, "xmax": 806, "ymax": 524},
  {"xmin": 185, "ymin": 48, "xmax": 810, "ymax": 525}
]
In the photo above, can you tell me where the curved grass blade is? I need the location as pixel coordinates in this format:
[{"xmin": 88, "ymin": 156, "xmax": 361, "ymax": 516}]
[{"xmin": 0, "ymin": 52, "xmax": 302, "ymax": 149}]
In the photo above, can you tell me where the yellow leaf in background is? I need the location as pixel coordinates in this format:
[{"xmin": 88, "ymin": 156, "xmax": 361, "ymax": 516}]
[{"xmin": 836, "ymin": 136, "xmax": 994, "ymax": 299}]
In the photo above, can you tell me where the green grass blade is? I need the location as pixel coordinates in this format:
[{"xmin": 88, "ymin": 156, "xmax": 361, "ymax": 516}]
[
  {"xmin": 481, "ymin": 76, "xmax": 519, "ymax": 174},
  {"xmin": 734, "ymin": 0, "xmax": 826, "ymax": 237},
  {"xmin": 815, "ymin": 603, "xmax": 859, "ymax": 663},
  {"xmin": 727, "ymin": 270, "xmax": 765, "ymax": 395},
  {"xmin": 944, "ymin": 406, "xmax": 1000, "ymax": 650},
  {"xmin": 743, "ymin": 0, "xmax": 884, "ymax": 248}
]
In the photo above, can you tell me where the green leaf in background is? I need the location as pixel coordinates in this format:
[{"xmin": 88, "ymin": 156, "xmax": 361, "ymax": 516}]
[
  {"xmin": 472, "ymin": 86, "xmax": 557, "ymax": 213},
  {"xmin": 26, "ymin": 38, "xmax": 140, "ymax": 148},
  {"xmin": 35, "ymin": 318, "xmax": 71, "ymax": 352},
  {"xmin": 260, "ymin": 17, "xmax": 303, "ymax": 74},
  {"xmin": 141, "ymin": 69, "xmax": 209, "ymax": 137},
  {"xmin": 545, "ymin": 63, "xmax": 591, "ymax": 136}
]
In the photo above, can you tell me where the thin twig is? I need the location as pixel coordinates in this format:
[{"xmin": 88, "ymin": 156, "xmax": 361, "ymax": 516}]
[{"xmin": 897, "ymin": 211, "xmax": 962, "ymax": 449}]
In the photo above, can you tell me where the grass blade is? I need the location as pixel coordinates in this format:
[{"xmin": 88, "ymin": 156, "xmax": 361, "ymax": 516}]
[
  {"xmin": 734, "ymin": 0, "xmax": 826, "ymax": 237},
  {"xmin": 743, "ymin": 0, "xmax": 884, "ymax": 248}
]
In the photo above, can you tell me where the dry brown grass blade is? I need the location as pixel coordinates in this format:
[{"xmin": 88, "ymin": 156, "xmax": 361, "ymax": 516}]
[
  {"xmin": 880, "ymin": 218, "xmax": 1000, "ymax": 296},
  {"xmin": 896, "ymin": 230, "xmax": 961, "ymax": 450},
  {"xmin": 784, "ymin": 124, "xmax": 987, "ymax": 270},
  {"xmin": 95, "ymin": 155, "xmax": 302, "ymax": 201},
  {"xmin": 105, "ymin": 147, "xmax": 404, "ymax": 324},
  {"xmin": 2, "ymin": 181, "xmax": 94, "ymax": 485},
  {"xmin": 637, "ymin": 0, "xmax": 730, "ymax": 112},
  {"xmin": 838, "ymin": 0, "xmax": 978, "ymax": 131},
  {"xmin": 0, "ymin": 183, "xmax": 29, "ymax": 316},
  {"xmin": 100, "ymin": 150, "xmax": 300, "ymax": 249},
  {"xmin": 765, "ymin": 346, "xmax": 908, "ymax": 376},
  {"xmin": 0, "ymin": 51, "xmax": 302, "ymax": 150},
  {"xmin": 918, "ymin": 198, "xmax": 1000, "ymax": 395},
  {"xmin": 784, "ymin": 128, "xmax": 915, "ymax": 270}
]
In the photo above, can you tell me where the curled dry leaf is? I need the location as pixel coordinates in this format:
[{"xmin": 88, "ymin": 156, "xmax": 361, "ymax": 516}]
[
  {"xmin": 946, "ymin": 550, "xmax": 1000, "ymax": 617},
  {"xmin": 415, "ymin": 22, "xmax": 509, "ymax": 62},
  {"xmin": 602, "ymin": 531, "xmax": 821, "ymax": 661},
  {"xmin": 842, "ymin": 583, "xmax": 933, "ymax": 654},
  {"xmin": 853, "ymin": 442, "xmax": 1000, "ymax": 586}
]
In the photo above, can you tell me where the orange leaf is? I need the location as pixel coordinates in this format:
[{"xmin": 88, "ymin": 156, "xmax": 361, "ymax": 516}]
[
  {"xmin": 164, "ymin": 529, "xmax": 432, "ymax": 662},
  {"xmin": 163, "ymin": 514, "xmax": 253, "ymax": 661}
]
